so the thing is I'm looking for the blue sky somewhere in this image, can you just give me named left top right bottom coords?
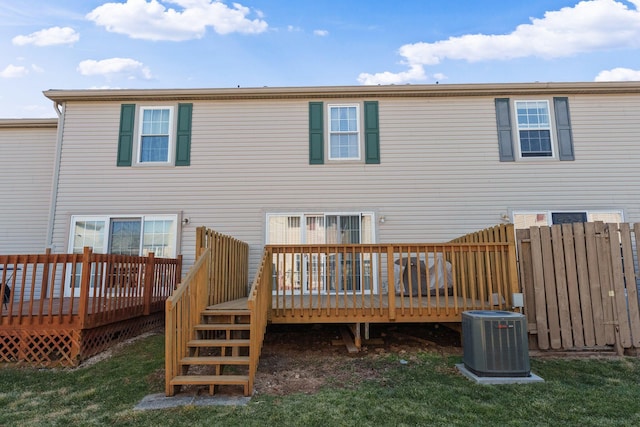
left=1, top=0, right=640, bottom=118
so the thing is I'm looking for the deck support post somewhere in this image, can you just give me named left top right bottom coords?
left=387, top=245, right=396, bottom=321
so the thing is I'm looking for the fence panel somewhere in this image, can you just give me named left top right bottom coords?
left=518, top=222, right=640, bottom=353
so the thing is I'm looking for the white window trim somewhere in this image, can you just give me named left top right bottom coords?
left=327, top=104, right=362, bottom=161
left=265, top=212, right=376, bottom=244
left=68, top=214, right=178, bottom=257
left=511, top=209, right=624, bottom=228
left=136, top=106, right=175, bottom=166
left=514, top=100, right=555, bottom=160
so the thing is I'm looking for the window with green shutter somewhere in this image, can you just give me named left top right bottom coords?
left=116, top=103, right=193, bottom=167
left=309, top=101, right=380, bottom=165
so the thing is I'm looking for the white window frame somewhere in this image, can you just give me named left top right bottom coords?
left=136, top=106, right=174, bottom=165
left=266, top=212, right=377, bottom=295
left=514, top=100, right=554, bottom=159
left=327, top=104, right=361, bottom=161
left=68, top=214, right=178, bottom=257
left=512, top=209, right=624, bottom=229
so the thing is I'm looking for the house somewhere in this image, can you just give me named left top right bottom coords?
left=27, top=81, right=638, bottom=274
left=3, top=81, right=640, bottom=392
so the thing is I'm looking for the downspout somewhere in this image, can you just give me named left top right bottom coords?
left=45, top=101, right=65, bottom=252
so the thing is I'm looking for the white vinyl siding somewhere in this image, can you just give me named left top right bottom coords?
left=49, top=91, right=640, bottom=279
left=0, top=122, right=56, bottom=254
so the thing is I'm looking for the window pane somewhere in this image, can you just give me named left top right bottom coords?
left=73, top=220, right=106, bottom=253
left=551, top=212, right=587, bottom=225
left=140, top=136, right=169, bottom=162
left=143, top=219, right=176, bottom=257
left=268, top=216, right=301, bottom=244
left=520, top=130, right=552, bottom=157
left=140, top=107, right=171, bottom=163
left=109, top=219, right=141, bottom=255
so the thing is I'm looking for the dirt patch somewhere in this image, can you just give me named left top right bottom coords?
left=254, top=323, right=462, bottom=396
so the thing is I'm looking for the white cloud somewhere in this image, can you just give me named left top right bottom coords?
left=314, top=29, right=328, bottom=37
left=358, top=64, right=427, bottom=85
left=360, top=0, right=640, bottom=85
left=86, top=0, right=268, bottom=41
left=12, top=26, right=79, bottom=46
left=77, top=58, right=153, bottom=80
left=0, top=64, right=29, bottom=78
left=594, top=67, right=640, bottom=81
left=31, top=64, right=44, bottom=73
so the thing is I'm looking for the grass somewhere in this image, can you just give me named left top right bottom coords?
left=1, top=333, right=640, bottom=426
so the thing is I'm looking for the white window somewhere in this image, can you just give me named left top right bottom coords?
left=69, top=215, right=177, bottom=257
left=512, top=210, right=623, bottom=229
left=515, top=100, right=553, bottom=158
left=266, top=212, right=375, bottom=294
left=138, top=107, right=173, bottom=164
left=328, top=105, right=360, bottom=160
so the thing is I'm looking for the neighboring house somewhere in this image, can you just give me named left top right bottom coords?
left=0, top=119, right=57, bottom=254
left=2, top=82, right=639, bottom=283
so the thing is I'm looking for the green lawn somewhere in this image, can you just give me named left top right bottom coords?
left=1, top=333, right=639, bottom=426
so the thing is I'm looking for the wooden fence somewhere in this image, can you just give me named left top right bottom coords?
left=517, top=222, right=640, bottom=354
left=196, top=227, right=250, bottom=304
left=1, top=248, right=181, bottom=365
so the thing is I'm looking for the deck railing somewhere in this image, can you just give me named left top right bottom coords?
left=1, top=247, right=181, bottom=328
left=165, top=248, right=211, bottom=395
left=196, top=227, right=250, bottom=305
left=247, top=249, right=272, bottom=392
left=263, top=224, right=519, bottom=322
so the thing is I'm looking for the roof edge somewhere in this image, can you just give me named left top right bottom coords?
left=0, top=118, right=58, bottom=129
left=43, top=81, right=640, bottom=103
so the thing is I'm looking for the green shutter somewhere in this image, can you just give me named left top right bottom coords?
left=309, top=102, right=324, bottom=164
left=175, top=103, right=193, bottom=166
left=117, top=104, right=135, bottom=166
left=495, top=98, right=515, bottom=162
left=364, top=101, right=380, bottom=164
left=553, top=97, right=575, bottom=161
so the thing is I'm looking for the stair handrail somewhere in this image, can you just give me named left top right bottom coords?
left=165, top=247, right=211, bottom=395
left=247, top=247, right=272, bottom=393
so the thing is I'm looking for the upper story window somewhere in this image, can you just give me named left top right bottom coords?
left=495, top=97, right=574, bottom=162
left=308, top=101, right=379, bottom=165
left=515, top=100, right=552, bottom=157
left=328, top=105, right=360, bottom=160
left=117, top=103, right=192, bottom=167
left=138, top=107, right=173, bottom=164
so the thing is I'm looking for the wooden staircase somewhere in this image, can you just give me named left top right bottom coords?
left=169, top=305, right=252, bottom=396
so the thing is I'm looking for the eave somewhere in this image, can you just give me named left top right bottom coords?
left=43, top=81, right=640, bottom=103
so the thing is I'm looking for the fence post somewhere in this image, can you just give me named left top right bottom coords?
left=143, top=252, right=155, bottom=316
left=506, top=224, right=521, bottom=312
left=175, top=254, right=183, bottom=289
left=78, top=246, right=92, bottom=328
left=387, top=245, right=396, bottom=321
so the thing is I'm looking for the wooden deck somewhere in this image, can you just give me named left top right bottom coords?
left=1, top=249, right=181, bottom=366
left=208, top=295, right=494, bottom=324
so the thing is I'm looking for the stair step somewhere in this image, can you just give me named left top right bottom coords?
left=195, top=323, right=250, bottom=331
left=180, top=356, right=250, bottom=366
left=170, top=374, right=249, bottom=386
left=202, top=309, right=251, bottom=316
left=187, top=339, right=250, bottom=348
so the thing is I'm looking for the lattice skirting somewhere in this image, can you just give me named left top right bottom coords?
left=0, top=313, right=164, bottom=367
left=79, top=313, right=164, bottom=362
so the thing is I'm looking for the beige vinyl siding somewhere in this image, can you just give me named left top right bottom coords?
left=50, top=92, right=640, bottom=281
left=0, top=121, right=57, bottom=254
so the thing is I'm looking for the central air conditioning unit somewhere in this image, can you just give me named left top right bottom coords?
left=462, top=310, right=530, bottom=377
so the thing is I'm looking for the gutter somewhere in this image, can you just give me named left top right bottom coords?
left=45, top=101, right=65, bottom=251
